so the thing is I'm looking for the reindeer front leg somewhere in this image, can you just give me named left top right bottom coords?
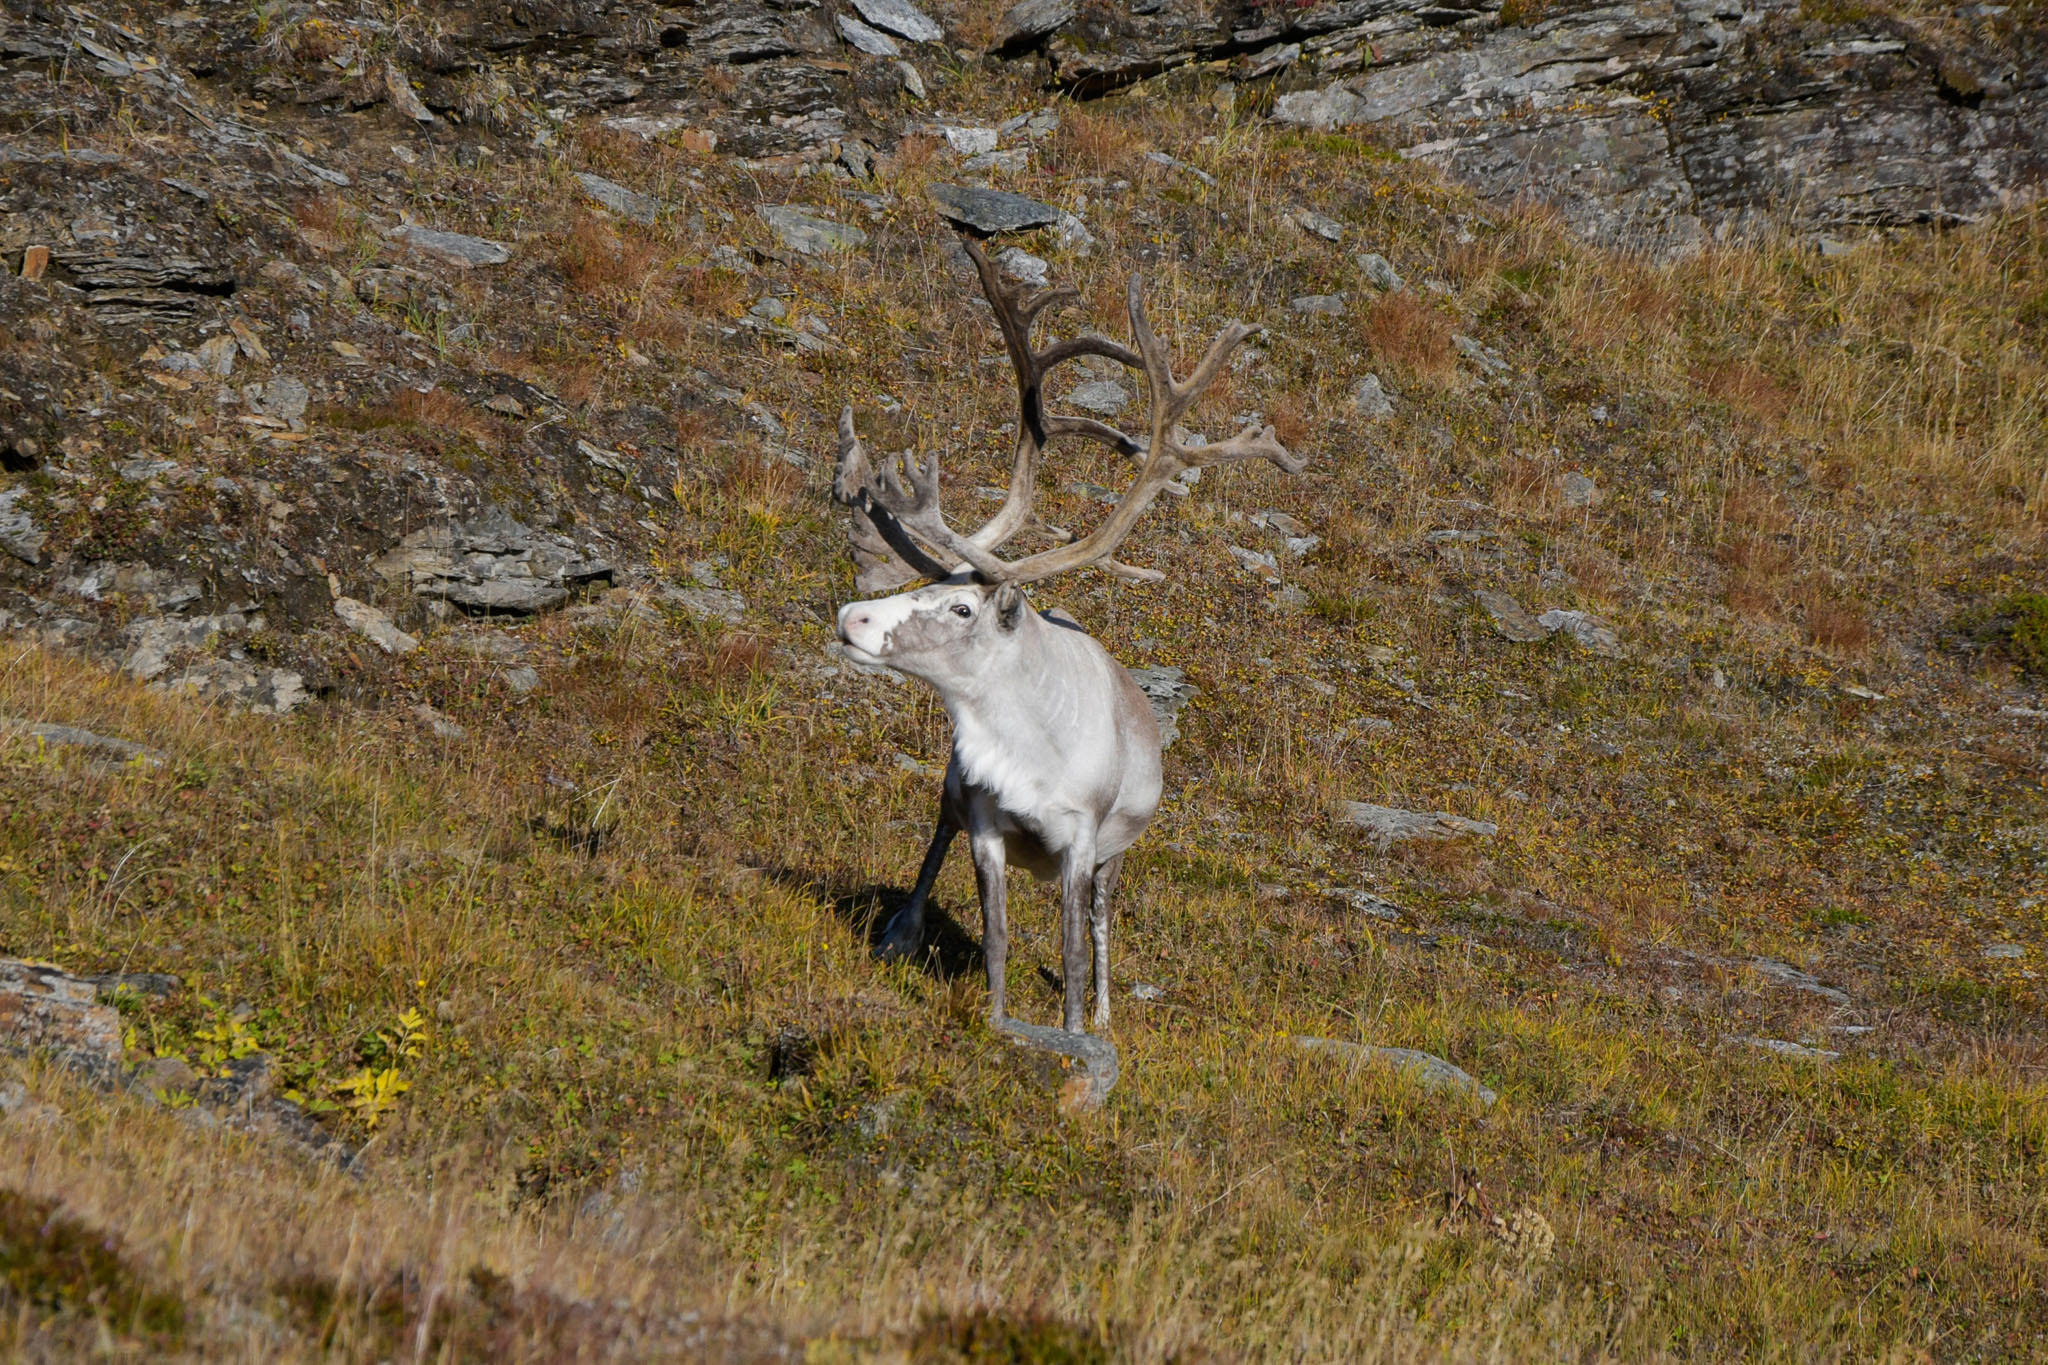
left=876, top=814, right=955, bottom=961
left=965, top=805, right=1011, bottom=1024
left=1060, top=836, right=1098, bottom=1033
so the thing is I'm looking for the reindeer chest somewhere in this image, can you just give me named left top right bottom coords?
left=948, top=703, right=1106, bottom=832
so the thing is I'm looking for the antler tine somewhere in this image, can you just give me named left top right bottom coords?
left=834, top=406, right=954, bottom=590
left=984, top=274, right=1303, bottom=587
left=957, top=236, right=1147, bottom=553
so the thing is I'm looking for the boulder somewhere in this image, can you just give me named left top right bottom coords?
left=0, top=958, right=123, bottom=1079
left=994, top=1016, right=1119, bottom=1111
left=1338, top=801, right=1497, bottom=849
left=926, top=183, right=1062, bottom=234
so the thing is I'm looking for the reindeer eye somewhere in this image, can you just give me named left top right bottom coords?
left=951, top=604, right=973, bottom=619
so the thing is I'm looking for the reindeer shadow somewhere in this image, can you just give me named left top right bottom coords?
left=760, top=866, right=984, bottom=982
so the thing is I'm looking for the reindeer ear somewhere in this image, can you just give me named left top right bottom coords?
left=994, top=582, right=1027, bottom=631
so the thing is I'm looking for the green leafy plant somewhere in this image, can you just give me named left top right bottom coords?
left=190, top=996, right=262, bottom=1077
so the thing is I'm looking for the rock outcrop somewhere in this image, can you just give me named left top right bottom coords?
left=999, top=0, right=2048, bottom=253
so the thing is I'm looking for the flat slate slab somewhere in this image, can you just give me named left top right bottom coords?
left=927, top=183, right=1061, bottom=235
left=1297, top=1036, right=1497, bottom=1106
left=757, top=204, right=869, bottom=255
left=850, top=0, right=943, bottom=42
left=389, top=223, right=512, bottom=268
left=574, top=172, right=659, bottom=226
left=1, top=715, right=164, bottom=767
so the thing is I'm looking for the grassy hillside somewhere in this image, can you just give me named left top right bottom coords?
left=4, top=42, right=2048, bottom=1362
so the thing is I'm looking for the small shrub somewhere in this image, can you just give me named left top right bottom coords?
left=1364, top=292, right=1455, bottom=381
left=1956, top=591, right=2048, bottom=677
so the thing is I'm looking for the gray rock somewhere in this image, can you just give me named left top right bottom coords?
left=757, top=205, right=868, bottom=256
left=835, top=12, right=902, bottom=55
left=993, top=1016, right=1119, bottom=1110
left=1338, top=801, right=1498, bottom=849
left=1560, top=471, right=1598, bottom=507
left=1, top=958, right=123, bottom=1079
left=155, top=661, right=310, bottom=715
left=415, top=704, right=467, bottom=741
left=122, top=614, right=246, bottom=682
left=1352, top=373, right=1395, bottom=419
left=1067, top=379, right=1129, bottom=414
left=1289, top=293, right=1345, bottom=315
left=60, top=560, right=199, bottom=611
left=1475, top=589, right=1549, bottom=644
left=1748, top=958, right=1850, bottom=1006
left=503, top=666, right=541, bottom=694
left=574, top=172, right=659, bottom=226
left=0, top=487, right=45, bottom=564
left=333, top=597, right=420, bottom=656
left=389, top=223, right=512, bottom=268
left=1273, top=86, right=1365, bottom=131
left=2, top=715, right=164, bottom=768
left=1536, top=609, right=1622, bottom=657
left=927, top=183, right=1061, bottom=234
left=851, top=0, right=943, bottom=43
left=996, top=0, right=1077, bottom=50
left=1295, top=209, right=1344, bottom=242
left=373, top=517, right=611, bottom=618
left=440, top=578, right=569, bottom=615
left=895, top=60, right=927, bottom=100
left=244, top=376, right=310, bottom=429
left=1453, top=334, right=1509, bottom=375
left=1296, top=1037, right=1497, bottom=1107
left=1252, top=1, right=2048, bottom=257
left=1321, top=887, right=1404, bottom=921
left=382, top=61, right=435, bottom=122
left=960, top=149, right=1032, bottom=176
left=1356, top=252, right=1403, bottom=292
left=941, top=125, right=1000, bottom=156
left=1983, top=943, right=2026, bottom=960
left=673, top=587, right=748, bottom=625
left=1126, top=664, right=1198, bottom=749
left=1737, top=1036, right=1840, bottom=1063
left=1229, top=545, right=1280, bottom=577
left=85, top=972, right=181, bottom=998
left=1055, top=210, right=1094, bottom=251
left=995, top=246, right=1049, bottom=285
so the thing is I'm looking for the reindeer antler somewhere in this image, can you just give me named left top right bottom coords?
left=834, top=236, right=1306, bottom=590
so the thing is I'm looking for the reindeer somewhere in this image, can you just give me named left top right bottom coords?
left=831, top=238, right=1305, bottom=1035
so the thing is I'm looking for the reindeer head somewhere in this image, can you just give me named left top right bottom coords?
left=831, top=237, right=1308, bottom=669
left=835, top=575, right=1033, bottom=690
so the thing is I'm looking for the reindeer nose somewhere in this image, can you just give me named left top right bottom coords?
left=836, top=603, right=871, bottom=644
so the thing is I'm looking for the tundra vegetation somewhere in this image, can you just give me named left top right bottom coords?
left=2, top=5, right=2047, bottom=1362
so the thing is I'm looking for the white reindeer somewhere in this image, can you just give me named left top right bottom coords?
left=832, top=238, right=1305, bottom=1035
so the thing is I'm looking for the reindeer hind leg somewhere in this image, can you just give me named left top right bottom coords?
left=1089, top=853, right=1124, bottom=1030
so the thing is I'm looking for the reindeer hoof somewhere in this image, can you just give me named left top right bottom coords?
left=872, top=911, right=923, bottom=962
